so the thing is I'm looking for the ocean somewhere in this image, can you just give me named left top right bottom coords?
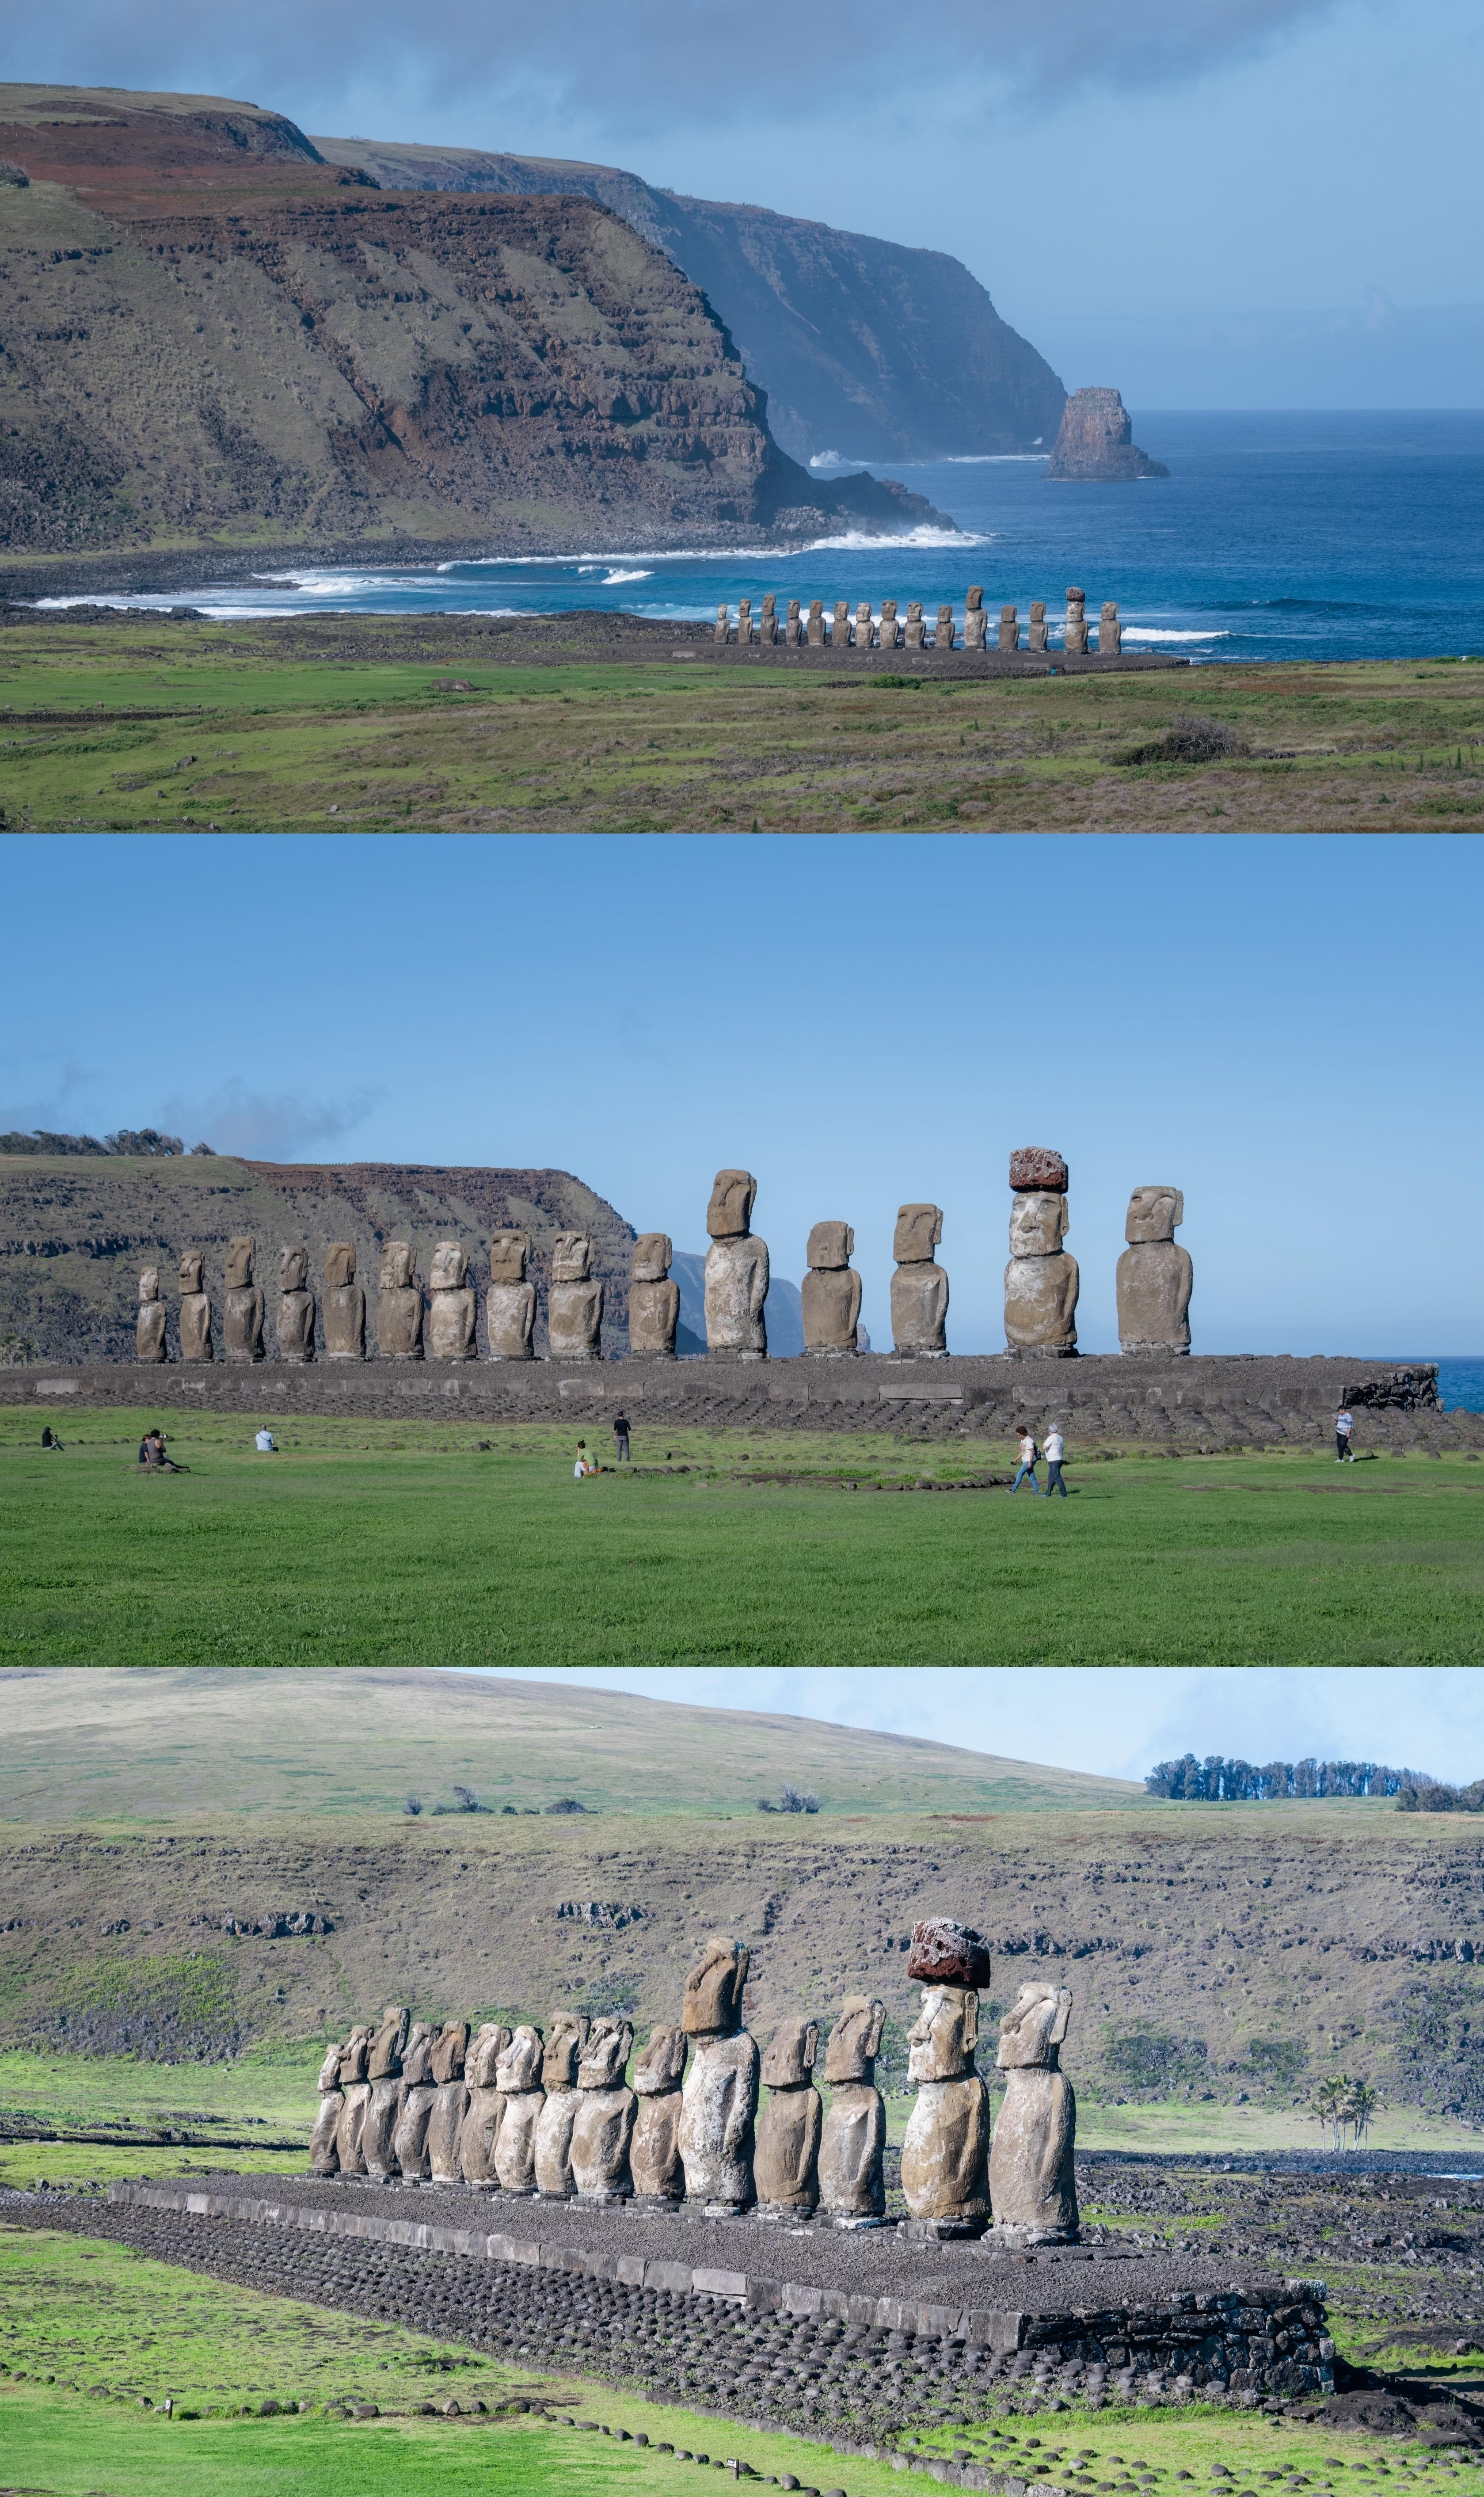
left=39, top=410, right=1484, bottom=666
left=1436, top=1358, right=1484, bottom=1414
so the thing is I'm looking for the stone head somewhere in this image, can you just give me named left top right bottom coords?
left=279, top=1244, right=308, bottom=1292
left=762, top=2015, right=818, bottom=2089
left=338, top=2023, right=374, bottom=2086
left=225, top=1237, right=255, bottom=1290
left=367, top=2003, right=410, bottom=2079
left=317, top=2040, right=343, bottom=2093
left=429, top=2019, right=470, bottom=2084
left=738, top=598, right=753, bottom=621
left=1009, top=1146, right=1069, bottom=1194
left=881, top=599, right=898, bottom=622
left=682, top=1933, right=750, bottom=2036
left=631, top=1232, right=673, bottom=1283
left=400, top=2021, right=435, bottom=2086
left=966, top=585, right=984, bottom=611
left=541, top=2013, right=590, bottom=2089
left=894, top=1203, right=943, bottom=1264
left=907, top=1917, right=993, bottom=1988
left=578, top=2016, right=634, bottom=2089
left=1102, top=602, right=1118, bottom=622
left=807, top=1220, right=853, bottom=1271
left=907, top=1984, right=978, bottom=2084
left=324, top=1241, right=356, bottom=1289
left=833, top=602, right=849, bottom=625
left=1009, top=1191, right=1069, bottom=1258
left=908, top=601, right=923, bottom=623
left=937, top=605, right=953, bottom=628
left=179, top=1251, right=204, bottom=1294
left=707, top=1170, right=757, bottom=1240
left=1001, top=605, right=1016, bottom=624
left=429, top=1241, right=467, bottom=1292
left=1030, top=602, right=1046, bottom=623
left=552, top=1233, right=592, bottom=1285
left=486, top=1230, right=529, bottom=1285
left=762, top=593, right=776, bottom=617
left=856, top=602, right=871, bottom=627
left=716, top=604, right=728, bottom=623
left=139, top=1267, right=160, bottom=1305
left=495, top=2024, right=544, bottom=2093
left=467, top=2021, right=512, bottom=2088
left=997, top=1981, right=1073, bottom=2070
left=1126, top=1186, right=1183, bottom=1245
left=809, top=601, right=823, bottom=622
left=634, top=2025, right=687, bottom=2094
left=380, top=1241, right=415, bottom=1292
left=788, top=600, right=802, bottom=622
left=823, top=1995, right=886, bottom=2084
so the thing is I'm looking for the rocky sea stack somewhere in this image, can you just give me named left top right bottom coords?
left=1043, top=386, right=1170, bottom=481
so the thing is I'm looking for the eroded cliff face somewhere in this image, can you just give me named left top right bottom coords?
left=1043, top=387, right=1170, bottom=482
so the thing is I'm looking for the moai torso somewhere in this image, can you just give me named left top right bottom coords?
left=988, top=1982, right=1079, bottom=2241
left=900, top=1921, right=993, bottom=2234
left=222, top=1237, right=264, bottom=1363
left=999, top=605, right=1019, bottom=651
left=807, top=601, right=826, bottom=647
left=426, top=2021, right=471, bottom=2184
left=276, top=1245, right=316, bottom=1363
left=1116, top=1186, right=1191, bottom=1352
left=890, top=1203, right=948, bottom=1355
left=533, top=2015, right=591, bottom=2195
left=802, top=1219, right=860, bottom=1355
left=311, top=2036, right=347, bottom=2173
left=936, top=605, right=955, bottom=650
left=136, top=1268, right=167, bottom=1363
left=426, top=1241, right=476, bottom=1361
left=178, top=1252, right=213, bottom=1362
left=322, top=1243, right=365, bottom=1360
left=547, top=1233, right=603, bottom=1362
left=629, top=1233, right=679, bottom=1358
left=1028, top=601, right=1048, bottom=653
left=377, top=1242, right=423, bottom=1359
left=677, top=1934, right=758, bottom=2208
left=486, top=1232, right=537, bottom=1360
left=1064, top=589, right=1088, bottom=653
left=818, top=1996, right=887, bottom=2222
left=1004, top=1151, right=1078, bottom=1353
left=570, top=2017, right=637, bottom=2201
left=759, top=594, right=778, bottom=647
left=1100, top=601, right=1121, bottom=655
left=755, top=2016, right=822, bottom=2212
left=879, top=599, right=901, bottom=651
left=457, top=2021, right=513, bottom=2185
left=704, top=1169, right=768, bottom=1359
left=832, top=601, right=850, bottom=647
left=493, top=2026, right=545, bottom=2193
left=392, top=2023, right=438, bottom=2179
left=904, top=601, right=926, bottom=650
left=963, top=586, right=988, bottom=650
left=630, top=2023, right=687, bottom=2201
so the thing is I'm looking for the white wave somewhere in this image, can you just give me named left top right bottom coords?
left=1119, top=626, right=1231, bottom=643
left=794, top=525, right=990, bottom=552
left=603, top=567, right=653, bottom=585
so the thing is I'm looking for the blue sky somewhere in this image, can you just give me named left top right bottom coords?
left=6, top=829, right=1480, bottom=1356
left=17, top=0, right=1483, bottom=404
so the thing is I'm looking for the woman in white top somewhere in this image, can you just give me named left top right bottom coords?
left=1009, top=1431, right=1040, bottom=1495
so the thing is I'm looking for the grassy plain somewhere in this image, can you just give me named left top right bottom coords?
left=1, top=1411, right=1480, bottom=1667
left=2, top=617, right=1481, bottom=833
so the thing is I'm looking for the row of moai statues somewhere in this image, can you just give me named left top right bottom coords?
left=712, top=587, right=1121, bottom=655
left=310, top=1921, right=1077, bottom=2244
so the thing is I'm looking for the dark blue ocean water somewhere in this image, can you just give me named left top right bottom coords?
left=40, top=410, right=1484, bottom=665
left=1436, top=1358, right=1484, bottom=1413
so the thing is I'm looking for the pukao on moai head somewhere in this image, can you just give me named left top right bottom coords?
left=333, top=2022, right=376, bottom=2175
left=425, top=2018, right=471, bottom=2186
left=276, top=1243, right=316, bottom=1364
left=630, top=2024, right=688, bottom=2204
left=1117, top=1186, right=1191, bottom=1355
left=376, top=1241, right=422, bottom=1360
left=546, top=1232, right=603, bottom=1363
left=322, top=1242, right=365, bottom=1361
left=534, top=2011, right=591, bottom=2195
left=629, top=1232, right=679, bottom=1359
left=1005, top=1147, right=1078, bottom=1357
left=803, top=1220, right=861, bottom=1356
left=704, top=1169, right=769, bottom=1360
left=362, top=2003, right=411, bottom=2180
left=891, top=1203, right=948, bottom=1357
left=427, top=1240, right=476, bottom=1362
left=136, top=1267, right=167, bottom=1363
left=818, top=1995, right=887, bottom=2226
left=755, top=2015, right=822, bottom=2216
left=1064, top=586, right=1088, bottom=654
left=178, top=1251, right=213, bottom=1363
left=571, top=2016, right=638, bottom=2202
left=678, top=1934, right=759, bottom=2211
left=392, top=2020, right=438, bottom=2181
left=493, top=2022, right=545, bottom=2194
left=900, top=1918, right=992, bottom=2237
left=457, top=2020, right=514, bottom=2187
left=486, top=1230, right=536, bottom=1361
left=963, top=584, right=988, bottom=650
left=988, top=1981, right=1079, bottom=2243
left=311, top=2033, right=347, bottom=2173
left=936, top=604, right=955, bottom=650
left=222, top=1237, right=264, bottom=1363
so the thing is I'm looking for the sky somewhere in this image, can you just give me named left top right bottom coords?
left=13, top=0, right=1483, bottom=405
left=6, top=829, right=1481, bottom=1357
left=467, top=1666, right=1484, bottom=1787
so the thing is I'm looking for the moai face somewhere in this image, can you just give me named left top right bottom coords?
left=429, top=1241, right=467, bottom=1291
left=634, top=2025, right=688, bottom=2094
left=551, top=1233, right=592, bottom=1284
left=496, top=2025, right=544, bottom=2093
left=317, top=2040, right=343, bottom=2094
left=761, top=593, right=776, bottom=618
left=279, top=1244, right=308, bottom=1291
left=324, top=1242, right=356, bottom=1289
left=139, top=1267, right=160, bottom=1305
left=381, top=1241, right=416, bottom=1291
left=1009, top=1192, right=1069, bottom=1257
left=1102, top=602, right=1118, bottom=624
left=823, top=1995, right=886, bottom=2084
left=966, top=585, right=984, bottom=612
left=908, top=602, right=923, bottom=624
left=338, top=2024, right=374, bottom=2086
left=788, top=600, right=801, bottom=624
left=225, top=1237, right=255, bottom=1289
left=807, top=1220, right=853, bottom=1270
left=907, top=1985, right=978, bottom=2083
left=855, top=602, right=872, bottom=632
left=997, top=1982, right=1073, bottom=2069
left=368, top=2004, right=410, bottom=2079
left=681, top=1933, right=750, bottom=2036
left=707, top=1169, right=757, bottom=1239
left=762, top=2016, right=818, bottom=2089
left=833, top=602, right=849, bottom=631
left=1030, top=601, right=1046, bottom=625
left=400, top=2021, right=435, bottom=2086
left=430, top=2020, right=469, bottom=2083
left=809, top=601, right=823, bottom=624
left=179, top=1252, right=204, bottom=1293
left=631, top=1232, right=672, bottom=1283
left=541, top=2014, right=590, bottom=2090
left=894, top=1203, right=943, bottom=1264
left=487, top=1230, right=529, bottom=1284
left=1126, top=1186, right=1183, bottom=1245
left=468, top=2022, right=513, bottom=2088
left=579, top=2017, right=634, bottom=2089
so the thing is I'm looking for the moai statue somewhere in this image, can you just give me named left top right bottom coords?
left=784, top=598, right=804, bottom=647
left=222, top=1237, right=264, bottom=1363
left=136, top=1268, right=167, bottom=1363
left=759, top=592, right=778, bottom=647
left=737, top=597, right=754, bottom=646
left=890, top=1203, right=948, bottom=1357
left=392, top=2021, right=438, bottom=2181
left=547, top=1233, right=603, bottom=1363
left=492, top=2025, right=545, bottom=2194
left=425, top=2020, right=471, bottom=2185
left=802, top=1220, right=861, bottom=1356
left=457, top=2021, right=514, bottom=2187
left=936, top=604, right=955, bottom=650
left=1117, top=1187, right=1192, bottom=1355
left=333, top=2023, right=375, bottom=2175
left=714, top=603, right=730, bottom=644
left=276, top=1245, right=316, bottom=1363
left=533, top=2012, right=592, bottom=2196
left=678, top=1934, right=758, bottom=2211
left=963, top=586, right=989, bottom=651
left=570, top=2017, right=638, bottom=2201
left=377, top=1242, right=423, bottom=1360
left=807, top=599, right=826, bottom=647
left=854, top=601, right=875, bottom=650
left=1005, top=1147, right=1079, bottom=1356
left=323, top=1243, right=365, bottom=1361
left=900, top=1919, right=993, bottom=2238
left=631, top=2025, right=688, bottom=2204
left=879, top=598, right=901, bottom=651
left=999, top=604, right=1019, bottom=651
left=704, top=1169, right=768, bottom=1360
left=904, top=601, right=927, bottom=650
left=484, top=1231, right=536, bottom=1361
left=818, top=1996, right=887, bottom=2227
left=311, top=2036, right=346, bottom=2174
left=179, top=1252, right=213, bottom=1363
left=426, top=1241, right=476, bottom=1361
left=832, top=601, right=851, bottom=647
left=1028, top=601, right=1048, bottom=653
left=1064, top=588, right=1088, bottom=654
left=755, top=2016, right=822, bottom=2216
left=1100, top=601, right=1121, bottom=656
left=988, top=1982, right=1079, bottom=2243
left=362, top=2003, right=411, bottom=2181
left=629, top=1232, right=679, bottom=1359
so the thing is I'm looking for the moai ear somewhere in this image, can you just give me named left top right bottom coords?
left=864, top=1998, right=887, bottom=2057
left=1048, top=1990, right=1073, bottom=2046
left=962, top=1992, right=979, bottom=2052
left=803, top=2021, right=818, bottom=2072
left=736, top=1945, right=751, bottom=1997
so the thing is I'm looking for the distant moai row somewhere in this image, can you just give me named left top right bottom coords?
left=712, top=586, right=1122, bottom=655
left=310, top=1918, right=1079, bottom=2245
left=136, top=1160, right=1191, bottom=1363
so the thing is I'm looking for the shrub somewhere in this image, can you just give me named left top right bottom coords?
left=546, top=1797, right=587, bottom=1814
left=1102, top=2023, right=1209, bottom=2096
left=1115, top=716, right=1246, bottom=767
left=0, top=160, right=30, bottom=188
left=403, top=1796, right=422, bottom=1816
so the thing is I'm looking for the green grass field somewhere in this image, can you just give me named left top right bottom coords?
left=1, top=1410, right=1480, bottom=1666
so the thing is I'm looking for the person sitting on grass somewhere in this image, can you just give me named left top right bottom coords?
left=143, top=1427, right=184, bottom=1473
left=573, top=1439, right=595, bottom=1479
left=1008, top=1427, right=1040, bottom=1495
left=1042, top=1424, right=1068, bottom=1499
left=40, top=1424, right=64, bottom=1450
left=254, top=1426, right=278, bottom=1454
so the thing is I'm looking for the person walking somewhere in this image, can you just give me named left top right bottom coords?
left=1335, top=1407, right=1355, bottom=1462
left=1008, top=1427, right=1040, bottom=1495
left=613, top=1412, right=631, bottom=1464
left=1043, top=1425, right=1068, bottom=1498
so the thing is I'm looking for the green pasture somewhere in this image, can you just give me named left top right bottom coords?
left=1, top=1409, right=1480, bottom=1666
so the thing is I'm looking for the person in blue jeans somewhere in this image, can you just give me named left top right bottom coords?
left=1009, top=1428, right=1040, bottom=1494
left=1043, top=1425, right=1068, bottom=1497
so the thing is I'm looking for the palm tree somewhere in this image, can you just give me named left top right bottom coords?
left=1313, top=2076, right=1344, bottom=2147
left=1343, top=2078, right=1381, bottom=2149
